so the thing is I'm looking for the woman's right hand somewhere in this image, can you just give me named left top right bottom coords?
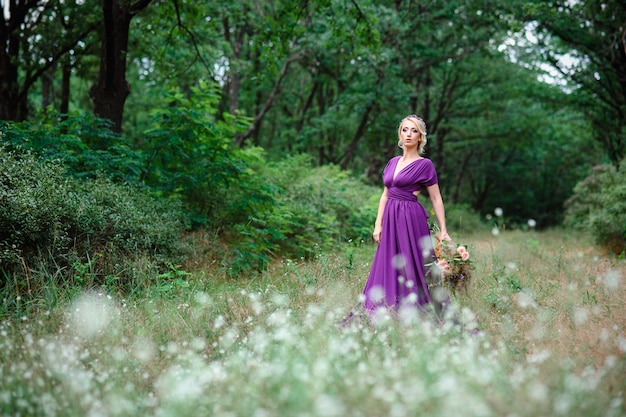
left=373, top=226, right=382, bottom=244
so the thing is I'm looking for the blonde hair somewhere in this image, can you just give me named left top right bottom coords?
left=397, top=114, right=427, bottom=155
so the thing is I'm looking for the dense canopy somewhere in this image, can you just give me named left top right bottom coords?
left=1, top=0, right=624, bottom=228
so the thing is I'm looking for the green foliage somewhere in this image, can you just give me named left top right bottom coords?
left=436, top=204, right=487, bottom=235
left=433, top=52, right=598, bottom=228
left=0, top=114, right=142, bottom=182
left=0, top=148, right=74, bottom=265
left=149, top=262, right=193, bottom=298
left=3, top=84, right=276, bottom=235
left=139, top=83, right=269, bottom=228
left=262, top=155, right=378, bottom=244
left=564, top=163, right=626, bottom=254
left=483, top=263, right=525, bottom=314
left=70, top=177, right=185, bottom=257
left=521, top=0, right=626, bottom=165
left=228, top=154, right=379, bottom=275
left=0, top=145, right=185, bottom=292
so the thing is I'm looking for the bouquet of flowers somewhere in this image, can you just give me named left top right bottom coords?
left=431, top=237, right=473, bottom=294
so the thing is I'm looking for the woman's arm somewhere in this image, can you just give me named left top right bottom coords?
left=426, top=183, right=451, bottom=241
left=372, top=187, right=388, bottom=244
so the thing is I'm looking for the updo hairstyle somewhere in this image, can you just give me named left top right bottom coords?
left=397, top=114, right=427, bottom=155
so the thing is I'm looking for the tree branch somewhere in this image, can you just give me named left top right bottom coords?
left=129, top=0, right=154, bottom=14
left=235, top=51, right=306, bottom=146
left=169, top=0, right=213, bottom=77
left=18, top=22, right=98, bottom=102
left=5, top=0, right=45, bottom=33
left=340, top=101, right=376, bottom=170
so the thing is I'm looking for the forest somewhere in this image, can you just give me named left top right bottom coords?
left=1, top=1, right=626, bottom=416
left=1, top=0, right=625, bottom=290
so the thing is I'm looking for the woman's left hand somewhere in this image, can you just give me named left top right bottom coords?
left=439, top=231, right=452, bottom=242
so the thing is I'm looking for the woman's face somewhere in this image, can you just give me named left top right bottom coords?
left=399, top=120, right=421, bottom=149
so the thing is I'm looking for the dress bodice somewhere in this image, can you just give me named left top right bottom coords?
left=383, top=156, right=438, bottom=201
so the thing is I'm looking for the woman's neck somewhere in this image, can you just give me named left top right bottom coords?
left=402, top=148, right=420, bottom=160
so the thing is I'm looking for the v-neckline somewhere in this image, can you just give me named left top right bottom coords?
left=393, top=156, right=423, bottom=181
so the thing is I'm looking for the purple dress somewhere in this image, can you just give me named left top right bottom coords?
left=362, top=156, right=438, bottom=314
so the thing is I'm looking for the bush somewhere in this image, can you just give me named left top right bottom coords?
left=227, top=154, right=379, bottom=274
left=262, top=155, right=379, bottom=244
left=139, top=83, right=262, bottom=229
left=0, top=148, right=74, bottom=265
left=435, top=203, right=487, bottom=235
left=69, top=178, right=186, bottom=257
left=564, top=163, right=626, bottom=254
left=0, top=146, right=186, bottom=290
left=0, top=85, right=261, bottom=232
left=0, top=115, right=142, bottom=183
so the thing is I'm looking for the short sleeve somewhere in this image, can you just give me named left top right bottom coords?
left=421, top=159, right=438, bottom=187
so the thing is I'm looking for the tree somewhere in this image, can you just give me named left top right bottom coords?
left=0, top=0, right=97, bottom=121
left=238, top=0, right=515, bottom=172
left=89, top=0, right=154, bottom=133
left=438, top=52, right=599, bottom=226
left=520, top=0, right=626, bottom=165
left=217, top=0, right=379, bottom=148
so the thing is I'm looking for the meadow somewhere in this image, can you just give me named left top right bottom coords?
left=1, top=228, right=624, bottom=416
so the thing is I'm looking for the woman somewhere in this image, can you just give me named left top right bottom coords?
left=361, top=114, right=450, bottom=318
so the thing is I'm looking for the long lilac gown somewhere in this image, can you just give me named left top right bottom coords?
left=362, top=156, right=438, bottom=315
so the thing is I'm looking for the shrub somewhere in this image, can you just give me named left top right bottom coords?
left=261, top=155, right=378, bottom=244
left=227, top=154, right=379, bottom=274
left=0, top=145, right=186, bottom=291
left=564, top=163, right=626, bottom=254
left=68, top=178, right=186, bottom=257
left=0, top=115, right=142, bottom=183
left=436, top=203, right=486, bottom=235
left=0, top=85, right=262, bottom=232
left=139, top=83, right=263, bottom=229
left=0, top=148, right=74, bottom=266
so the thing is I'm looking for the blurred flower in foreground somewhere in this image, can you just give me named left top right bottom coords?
left=68, top=292, right=118, bottom=338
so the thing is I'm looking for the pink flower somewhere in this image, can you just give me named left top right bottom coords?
left=436, top=259, right=451, bottom=272
left=457, top=246, right=470, bottom=261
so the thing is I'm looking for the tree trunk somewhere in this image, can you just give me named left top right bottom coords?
left=341, top=102, right=376, bottom=170
left=60, top=61, right=71, bottom=116
left=451, top=150, right=474, bottom=204
left=223, top=15, right=247, bottom=115
left=234, top=52, right=304, bottom=147
left=42, top=67, right=55, bottom=110
left=0, top=26, right=26, bottom=121
left=90, top=0, right=153, bottom=133
left=60, top=60, right=72, bottom=132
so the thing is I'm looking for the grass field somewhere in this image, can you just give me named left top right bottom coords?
left=1, top=229, right=624, bottom=416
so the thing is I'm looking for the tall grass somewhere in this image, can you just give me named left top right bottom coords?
left=1, top=229, right=624, bottom=416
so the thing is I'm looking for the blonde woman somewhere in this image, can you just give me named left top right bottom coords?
left=361, top=114, right=450, bottom=317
